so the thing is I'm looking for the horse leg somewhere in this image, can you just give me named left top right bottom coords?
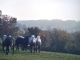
left=30, top=45, right=32, bottom=53
left=23, top=44, right=27, bottom=51
left=2, top=45, right=5, bottom=53
left=23, top=45, right=25, bottom=51
left=12, top=45, right=14, bottom=55
left=16, top=45, right=18, bottom=50
left=6, top=46, right=9, bottom=55
left=16, top=45, right=19, bottom=50
left=36, top=46, right=38, bottom=53
left=38, top=45, right=41, bottom=53
left=23, top=45, right=26, bottom=51
left=34, top=44, right=37, bottom=53
left=33, top=46, right=35, bottom=53
left=25, top=45, right=26, bottom=51
left=8, top=46, right=9, bottom=53
left=24, top=45, right=28, bottom=51
left=21, top=45, right=24, bottom=51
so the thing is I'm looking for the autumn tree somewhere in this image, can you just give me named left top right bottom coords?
left=72, top=31, right=80, bottom=54
left=0, top=12, right=19, bottom=38
left=38, top=30, right=47, bottom=50
left=43, top=28, right=73, bottom=52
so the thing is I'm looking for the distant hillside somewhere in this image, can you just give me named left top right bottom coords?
left=17, top=19, right=80, bottom=32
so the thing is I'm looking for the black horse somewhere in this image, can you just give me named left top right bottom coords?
left=15, top=36, right=29, bottom=51
left=2, top=35, right=14, bottom=55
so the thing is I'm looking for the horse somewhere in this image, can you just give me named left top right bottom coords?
left=29, top=35, right=37, bottom=53
left=15, top=36, right=29, bottom=51
left=36, top=36, right=42, bottom=53
left=2, top=35, right=14, bottom=55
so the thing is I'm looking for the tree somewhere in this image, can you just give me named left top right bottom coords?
left=46, top=28, right=73, bottom=52
left=27, top=27, right=41, bottom=36
left=38, top=30, right=47, bottom=50
left=0, top=14, right=19, bottom=38
left=74, top=31, right=80, bottom=54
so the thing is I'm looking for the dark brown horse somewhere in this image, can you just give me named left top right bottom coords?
left=15, top=36, right=29, bottom=51
left=2, top=35, right=14, bottom=55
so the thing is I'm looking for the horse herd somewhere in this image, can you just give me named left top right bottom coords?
left=1, top=35, right=42, bottom=55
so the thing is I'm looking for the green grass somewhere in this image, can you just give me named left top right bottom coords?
left=0, top=49, right=80, bottom=60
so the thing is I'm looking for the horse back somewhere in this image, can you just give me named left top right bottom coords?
left=3, top=37, right=11, bottom=46
left=36, top=38, right=42, bottom=46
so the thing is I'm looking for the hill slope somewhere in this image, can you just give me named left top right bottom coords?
left=17, top=20, right=80, bottom=32
left=0, top=50, right=80, bottom=60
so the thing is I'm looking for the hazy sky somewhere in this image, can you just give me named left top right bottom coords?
left=0, top=0, right=80, bottom=21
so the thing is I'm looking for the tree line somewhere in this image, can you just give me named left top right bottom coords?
left=19, top=27, right=80, bottom=55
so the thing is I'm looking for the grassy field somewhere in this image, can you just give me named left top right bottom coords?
left=0, top=38, right=80, bottom=60
left=0, top=48, right=80, bottom=60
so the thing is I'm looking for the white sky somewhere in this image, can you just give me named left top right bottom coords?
left=0, top=0, right=80, bottom=21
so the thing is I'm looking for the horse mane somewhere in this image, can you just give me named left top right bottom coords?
left=37, top=36, right=40, bottom=39
left=18, top=36, right=24, bottom=38
left=3, top=35, right=7, bottom=41
left=29, top=35, right=36, bottom=43
left=36, top=36, right=41, bottom=43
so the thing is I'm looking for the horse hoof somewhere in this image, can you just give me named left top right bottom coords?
left=4, top=51, right=5, bottom=53
left=12, top=53, right=14, bottom=55
left=5, top=53, right=8, bottom=55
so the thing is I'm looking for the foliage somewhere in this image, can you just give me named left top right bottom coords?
left=0, top=17, right=19, bottom=38
left=27, top=27, right=41, bottom=36
left=38, top=28, right=80, bottom=55
left=39, top=31, right=48, bottom=50
left=0, top=38, right=2, bottom=50
left=0, top=37, right=1, bottom=44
